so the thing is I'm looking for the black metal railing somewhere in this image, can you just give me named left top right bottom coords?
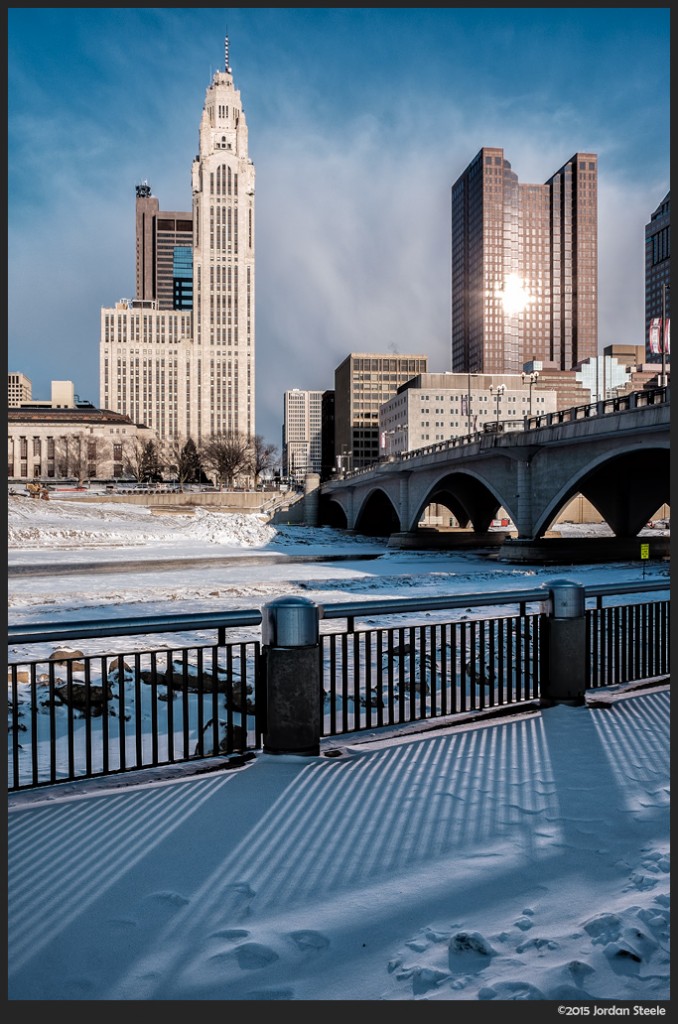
left=8, top=637, right=262, bottom=791
left=7, top=580, right=669, bottom=790
left=321, top=611, right=542, bottom=737
left=587, top=598, right=670, bottom=688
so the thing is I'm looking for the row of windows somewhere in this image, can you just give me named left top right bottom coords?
left=649, top=227, right=671, bottom=266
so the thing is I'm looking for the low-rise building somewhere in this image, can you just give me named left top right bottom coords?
left=576, top=345, right=667, bottom=400
left=8, top=381, right=156, bottom=482
left=379, top=372, right=559, bottom=455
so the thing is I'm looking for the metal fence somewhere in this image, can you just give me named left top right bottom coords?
left=586, top=597, right=670, bottom=688
left=321, top=612, right=542, bottom=736
left=8, top=640, right=262, bottom=791
left=7, top=581, right=670, bottom=791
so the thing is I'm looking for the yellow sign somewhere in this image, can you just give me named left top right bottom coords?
left=640, top=543, right=650, bottom=560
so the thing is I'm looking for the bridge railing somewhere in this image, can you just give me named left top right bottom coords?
left=524, top=384, right=669, bottom=431
left=7, top=580, right=669, bottom=791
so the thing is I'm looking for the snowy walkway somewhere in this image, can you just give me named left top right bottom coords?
left=8, top=688, right=670, bottom=1002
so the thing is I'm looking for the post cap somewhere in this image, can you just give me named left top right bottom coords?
left=262, top=596, right=320, bottom=647
left=545, top=579, right=585, bottom=618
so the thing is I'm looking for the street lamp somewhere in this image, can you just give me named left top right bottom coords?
left=465, top=372, right=479, bottom=436
left=336, top=446, right=353, bottom=476
left=521, top=370, right=539, bottom=416
left=661, top=283, right=670, bottom=387
left=488, top=383, right=506, bottom=424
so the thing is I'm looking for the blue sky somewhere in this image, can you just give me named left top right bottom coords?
left=8, top=7, right=670, bottom=445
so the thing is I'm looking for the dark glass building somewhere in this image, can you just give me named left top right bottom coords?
left=451, top=148, right=598, bottom=374
left=644, top=192, right=670, bottom=366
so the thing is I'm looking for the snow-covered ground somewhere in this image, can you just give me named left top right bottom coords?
left=7, top=496, right=671, bottom=1002
left=7, top=493, right=669, bottom=627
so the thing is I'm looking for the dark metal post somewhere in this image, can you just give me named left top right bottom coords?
left=661, top=283, right=669, bottom=387
left=541, top=580, right=586, bottom=706
left=262, top=596, right=321, bottom=755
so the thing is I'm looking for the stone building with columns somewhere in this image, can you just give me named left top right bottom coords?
left=8, top=406, right=155, bottom=483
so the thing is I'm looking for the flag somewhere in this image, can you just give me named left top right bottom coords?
left=649, top=318, right=661, bottom=354
left=663, top=317, right=670, bottom=355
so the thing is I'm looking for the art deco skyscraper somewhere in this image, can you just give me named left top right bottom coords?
left=451, top=147, right=598, bottom=374
left=191, top=37, right=255, bottom=438
left=100, top=38, right=255, bottom=443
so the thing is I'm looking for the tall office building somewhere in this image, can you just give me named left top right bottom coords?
left=282, top=389, right=325, bottom=484
left=334, top=353, right=428, bottom=470
left=134, top=183, right=193, bottom=310
left=101, top=37, right=255, bottom=444
left=451, top=147, right=598, bottom=375
left=644, top=191, right=670, bottom=366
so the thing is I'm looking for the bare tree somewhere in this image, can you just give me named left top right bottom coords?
left=124, top=437, right=164, bottom=483
left=251, top=434, right=279, bottom=487
left=55, top=434, right=88, bottom=484
left=163, top=436, right=204, bottom=489
left=201, top=431, right=252, bottom=489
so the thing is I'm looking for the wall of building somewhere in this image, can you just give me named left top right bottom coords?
left=282, top=389, right=324, bottom=483
left=8, top=373, right=32, bottom=406
left=644, top=191, right=670, bottom=364
left=8, top=413, right=154, bottom=482
left=101, top=47, right=256, bottom=446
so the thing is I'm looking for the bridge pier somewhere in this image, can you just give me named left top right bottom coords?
left=398, top=474, right=410, bottom=532
left=387, top=530, right=508, bottom=550
left=499, top=535, right=670, bottom=564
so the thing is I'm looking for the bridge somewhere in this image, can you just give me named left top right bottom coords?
left=318, top=388, right=670, bottom=556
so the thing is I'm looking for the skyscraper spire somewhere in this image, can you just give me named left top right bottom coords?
left=225, top=35, right=230, bottom=73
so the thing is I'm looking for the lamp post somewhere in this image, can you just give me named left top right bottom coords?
left=661, top=283, right=670, bottom=387
left=488, top=383, right=506, bottom=424
left=465, top=372, right=478, bottom=436
left=466, top=371, right=472, bottom=436
left=521, top=370, right=539, bottom=416
left=336, top=446, right=353, bottom=476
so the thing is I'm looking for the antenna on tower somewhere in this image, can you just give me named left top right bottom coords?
left=225, top=34, right=231, bottom=73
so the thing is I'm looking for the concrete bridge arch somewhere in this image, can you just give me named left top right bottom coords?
left=406, top=468, right=515, bottom=534
left=353, top=487, right=401, bottom=536
left=531, top=442, right=670, bottom=538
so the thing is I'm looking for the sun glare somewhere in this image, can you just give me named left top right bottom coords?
left=495, top=273, right=535, bottom=316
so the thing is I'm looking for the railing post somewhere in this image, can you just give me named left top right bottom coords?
left=541, top=580, right=586, bottom=706
left=262, top=596, right=321, bottom=755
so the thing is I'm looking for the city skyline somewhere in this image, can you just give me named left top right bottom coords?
left=8, top=8, right=670, bottom=444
